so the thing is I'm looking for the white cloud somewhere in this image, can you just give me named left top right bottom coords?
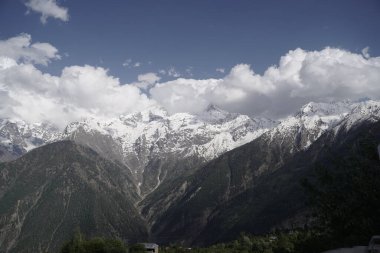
left=0, top=33, right=60, bottom=65
left=0, top=34, right=155, bottom=128
left=132, top=72, right=161, bottom=90
left=362, top=47, right=370, bottom=59
left=158, top=67, right=182, bottom=77
left=216, top=68, right=225, bottom=73
left=150, top=47, right=380, bottom=118
left=122, top=59, right=142, bottom=68
left=0, top=60, right=155, bottom=127
left=167, top=67, right=181, bottom=78
left=25, top=0, right=69, bottom=24
left=138, top=72, right=160, bottom=84
left=150, top=78, right=219, bottom=114
left=0, top=35, right=155, bottom=127
left=122, top=59, right=132, bottom=67
left=1, top=34, right=380, bottom=127
left=0, top=61, right=155, bottom=127
left=185, top=66, right=193, bottom=76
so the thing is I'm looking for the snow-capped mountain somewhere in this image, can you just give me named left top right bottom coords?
left=1, top=100, right=380, bottom=195
left=0, top=119, right=62, bottom=161
left=266, top=100, right=357, bottom=153
left=0, top=105, right=277, bottom=193
left=63, top=105, right=277, bottom=195
left=334, top=100, right=380, bottom=132
left=267, top=100, right=380, bottom=152
left=1, top=100, right=379, bottom=252
left=63, top=105, right=276, bottom=161
left=140, top=101, right=380, bottom=247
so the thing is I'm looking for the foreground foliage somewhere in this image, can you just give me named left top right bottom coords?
left=303, top=131, right=380, bottom=249
left=61, top=125, right=380, bottom=253
left=61, top=230, right=325, bottom=253
left=160, top=230, right=326, bottom=253
left=60, top=230, right=127, bottom=253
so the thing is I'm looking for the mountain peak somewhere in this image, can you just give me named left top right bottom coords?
left=118, top=105, right=168, bottom=123
left=138, top=105, right=169, bottom=122
left=205, top=104, right=224, bottom=112
left=140, top=104, right=168, bottom=116
left=196, top=104, right=234, bottom=123
left=296, top=101, right=353, bottom=118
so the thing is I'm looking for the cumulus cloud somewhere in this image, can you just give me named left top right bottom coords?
left=150, top=47, right=380, bottom=118
left=25, top=0, right=69, bottom=24
left=138, top=72, right=160, bottom=84
left=132, top=72, right=161, bottom=90
left=150, top=78, right=220, bottom=114
left=1, top=33, right=380, bottom=127
left=0, top=35, right=155, bottom=127
left=0, top=33, right=60, bottom=65
left=0, top=61, right=155, bottom=127
left=362, top=47, right=370, bottom=59
left=0, top=60, right=155, bottom=127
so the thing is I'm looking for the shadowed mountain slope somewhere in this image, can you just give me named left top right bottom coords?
left=145, top=116, right=380, bottom=246
left=0, top=141, right=148, bottom=253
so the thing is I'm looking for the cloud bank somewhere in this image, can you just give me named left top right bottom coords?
left=25, top=0, right=69, bottom=24
left=150, top=47, right=380, bottom=118
left=1, top=34, right=380, bottom=128
left=0, top=33, right=60, bottom=65
left=0, top=35, right=154, bottom=128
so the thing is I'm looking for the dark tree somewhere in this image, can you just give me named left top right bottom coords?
left=303, top=135, right=380, bottom=248
left=60, top=230, right=127, bottom=253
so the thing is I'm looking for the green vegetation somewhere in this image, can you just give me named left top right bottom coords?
left=61, top=230, right=324, bottom=253
left=61, top=128, right=380, bottom=253
left=159, top=230, right=325, bottom=253
left=302, top=134, right=380, bottom=249
left=60, top=229, right=149, bottom=253
left=60, top=230, right=127, bottom=253
left=128, top=243, right=146, bottom=253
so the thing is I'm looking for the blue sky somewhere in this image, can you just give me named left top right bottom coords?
left=0, top=0, right=379, bottom=83
left=1, top=0, right=380, bottom=126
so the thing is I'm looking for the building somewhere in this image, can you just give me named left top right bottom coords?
left=142, top=243, right=159, bottom=253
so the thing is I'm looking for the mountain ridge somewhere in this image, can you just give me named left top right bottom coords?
left=142, top=100, right=380, bottom=245
left=0, top=140, right=148, bottom=253
left=0, top=100, right=380, bottom=251
left=1, top=104, right=277, bottom=196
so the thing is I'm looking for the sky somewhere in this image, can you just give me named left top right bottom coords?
left=0, top=0, right=379, bottom=127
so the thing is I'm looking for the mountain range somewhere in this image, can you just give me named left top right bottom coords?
left=0, top=99, right=379, bottom=252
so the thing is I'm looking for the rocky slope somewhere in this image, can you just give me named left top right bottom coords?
left=140, top=100, right=380, bottom=245
left=0, top=105, right=277, bottom=196
left=0, top=119, right=62, bottom=162
left=0, top=141, right=148, bottom=253
left=0, top=100, right=379, bottom=251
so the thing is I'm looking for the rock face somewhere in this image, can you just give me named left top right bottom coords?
left=0, top=119, right=62, bottom=162
left=0, top=141, right=148, bottom=253
left=0, top=105, right=276, bottom=196
left=139, top=100, right=380, bottom=245
left=0, top=100, right=380, bottom=251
